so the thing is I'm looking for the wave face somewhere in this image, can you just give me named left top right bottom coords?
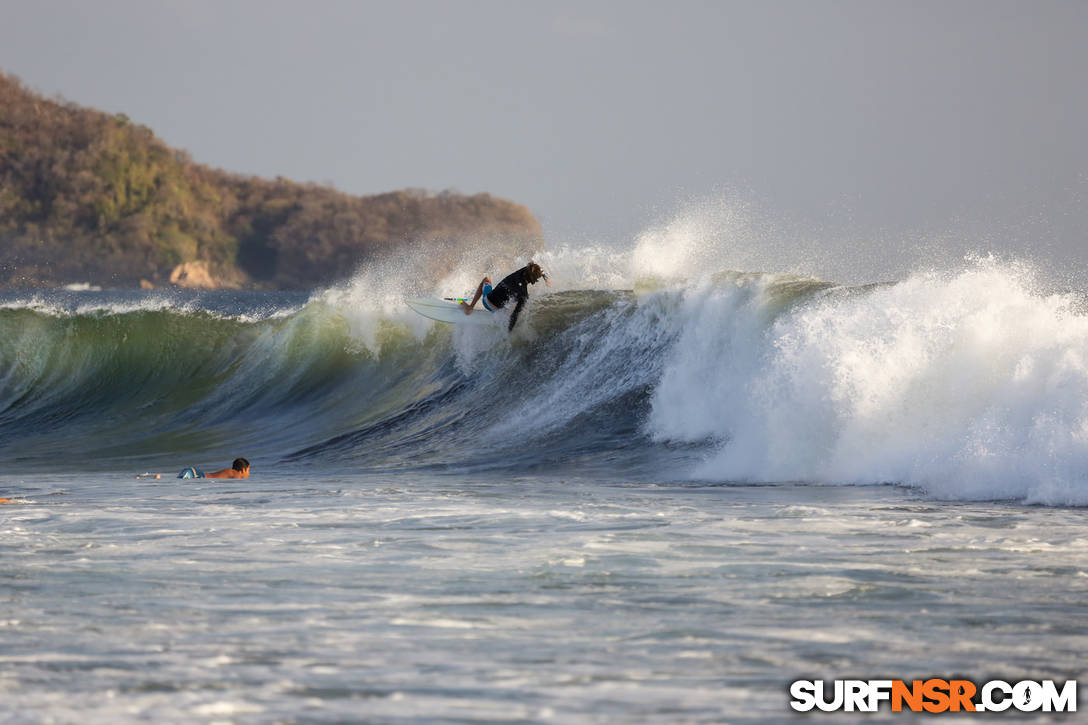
left=3, top=241, right=1088, bottom=505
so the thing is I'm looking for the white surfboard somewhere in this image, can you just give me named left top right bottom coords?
left=406, top=297, right=502, bottom=325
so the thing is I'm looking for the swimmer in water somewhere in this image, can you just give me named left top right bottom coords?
left=177, top=458, right=250, bottom=479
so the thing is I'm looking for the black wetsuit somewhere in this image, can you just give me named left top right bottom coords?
left=486, top=266, right=535, bottom=331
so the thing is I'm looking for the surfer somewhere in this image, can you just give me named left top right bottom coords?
left=460, top=262, right=550, bottom=330
left=177, top=458, right=250, bottom=479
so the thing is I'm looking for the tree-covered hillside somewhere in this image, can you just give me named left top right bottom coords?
left=0, top=72, right=543, bottom=288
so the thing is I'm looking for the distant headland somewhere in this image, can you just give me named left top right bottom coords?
left=0, top=71, right=543, bottom=289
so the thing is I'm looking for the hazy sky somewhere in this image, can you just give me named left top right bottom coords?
left=3, top=0, right=1087, bottom=278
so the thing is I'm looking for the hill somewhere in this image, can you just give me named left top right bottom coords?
left=0, top=72, right=543, bottom=289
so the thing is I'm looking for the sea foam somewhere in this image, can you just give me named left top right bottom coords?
left=647, top=259, right=1088, bottom=504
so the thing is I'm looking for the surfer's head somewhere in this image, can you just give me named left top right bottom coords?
left=232, top=458, right=250, bottom=473
left=527, top=262, right=545, bottom=284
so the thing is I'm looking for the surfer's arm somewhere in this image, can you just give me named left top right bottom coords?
left=205, top=468, right=249, bottom=479
left=507, top=296, right=526, bottom=331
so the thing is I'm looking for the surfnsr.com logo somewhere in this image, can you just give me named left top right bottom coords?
left=789, top=679, right=1077, bottom=713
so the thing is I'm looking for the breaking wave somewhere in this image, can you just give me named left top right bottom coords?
left=3, top=209, right=1087, bottom=505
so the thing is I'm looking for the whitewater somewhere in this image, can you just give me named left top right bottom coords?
left=2, top=217, right=1087, bottom=722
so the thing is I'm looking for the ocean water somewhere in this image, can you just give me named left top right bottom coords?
left=2, top=237, right=1088, bottom=722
